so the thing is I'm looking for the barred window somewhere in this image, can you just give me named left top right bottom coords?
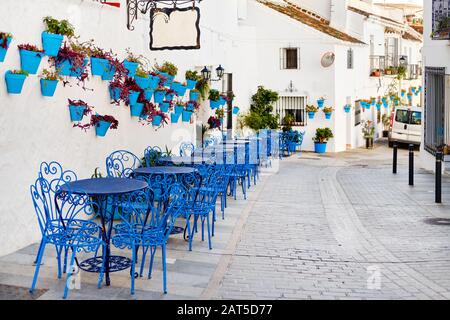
left=355, top=101, right=362, bottom=126
left=280, top=48, right=300, bottom=70
left=276, top=96, right=306, bottom=126
left=347, top=48, right=354, bottom=69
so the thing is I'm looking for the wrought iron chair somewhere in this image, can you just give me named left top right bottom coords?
left=105, top=150, right=142, bottom=178
left=112, top=184, right=186, bottom=294
left=179, top=142, right=195, bottom=157
left=29, top=161, right=105, bottom=299
left=227, top=146, right=247, bottom=200
left=143, top=146, right=163, bottom=167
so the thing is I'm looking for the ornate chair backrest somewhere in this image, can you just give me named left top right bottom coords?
left=106, top=150, right=142, bottom=178
left=298, top=131, right=306, bottom=147
left=144, top=146, right=163, bottom=167
left=179, top=142, right=195, bottom=157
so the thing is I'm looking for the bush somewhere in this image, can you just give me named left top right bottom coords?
left=243, top=86, right=279, bottom=131
left=313, top=128, right=334, bottom=143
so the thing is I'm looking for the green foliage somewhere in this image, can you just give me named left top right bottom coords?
left=135, top=66, right=148, bottom=78
left=396, top=66, right=406, bottom=80
left=43, top=16, right=75, bottom=37
left=215, top=108, right=224, bottom=119
left=155, top=61, right=178, bottom=76
left=361, top=120, right=375, bottom=138
left=208, top=89, right=220, bottom=101
left=243, top=86, right=280, bottom=131
left=91, top=167, right=104, bottom=179
left=40, top=68, right=62, bottom=81
left=195, top=78, right=210, bottom=102
left=282, top=114, right=295, bottom=132
left=125, top=48, right=143, bottom=63
left=382, top=113, right=390, bottom=130
left=185, top=70, right=200, bottom=81
left=306, top=105, right=318, bottom=113
left=10, top=69, right=29, bottom=76
left=313, top=128, right=334, bottom=143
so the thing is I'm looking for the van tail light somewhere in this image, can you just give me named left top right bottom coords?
left=390, top=112, right=394, bottom=128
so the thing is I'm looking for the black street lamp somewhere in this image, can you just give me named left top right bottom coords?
left=201, top=65, right=225, bottom=82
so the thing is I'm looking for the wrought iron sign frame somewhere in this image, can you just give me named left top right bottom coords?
left=125, top=0, right=202, bottom=31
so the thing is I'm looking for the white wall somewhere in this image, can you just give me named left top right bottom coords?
left=0, top=0, right=255, bottom=256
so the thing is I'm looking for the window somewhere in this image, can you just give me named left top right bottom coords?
left=411, top=111, right=422, bottom=125
left=280, top=48, right=300, bottom=70
left=385, top=37, right=399, bottom=68
left=355, top=101, right=362, bottom=126
left=276, top=96, right=306, bottom=126
left=395, top=110, right=409, bottom=124
left=347, top=48, right=354, bottom=69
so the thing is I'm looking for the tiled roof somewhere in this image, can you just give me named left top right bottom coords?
left=257, top=0, right=365, bottom=44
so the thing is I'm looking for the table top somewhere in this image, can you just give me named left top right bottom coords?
left=133, top=166, right=197, bottom=175
left=221, top=140, right=250, bottom=145
left=159, top=156, right=210, bottom=164
left=60, top=178, right=148, bottom=196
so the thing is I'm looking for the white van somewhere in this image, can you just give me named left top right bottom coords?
left=388, top=106, right=422, bottom=147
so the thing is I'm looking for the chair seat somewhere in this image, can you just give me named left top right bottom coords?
left=112, top=228, right=166, bottom=247
left=44, top=219, right=100, bottom=244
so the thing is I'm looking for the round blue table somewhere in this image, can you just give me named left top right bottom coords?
left=158, top=156, right=211, bottom=166
left=60, top=177, right=148, bottom=286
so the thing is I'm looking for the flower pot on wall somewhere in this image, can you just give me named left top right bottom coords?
left=95, top=121, right=111, bottom=137
left=344, top=105, right=351, bottom=113
left=123, top=60, right=139, bottom=77
left=324, top=112, right=332, bottom=120
left=307, top=112, right=316, bottom=120
left=71, top=58, right=88, bottom=77
left=171, top=112, right=181, bottom=123
left=376, top=103, right=381, bottom=111
left=317, top=99, right=325, bottom=108
left=56, top=59, right=72, bottom=76
left=186, top=79, right=197, bottom=90
left=101, top=63, right=116, bottom=81
left=5, top=71, right=26, bottom=94
left=182, top=110, right=192, bottom=123
left=135, top=75, right=150, bottom=90
left=154, top=90, right=165, bottom=104
left=160, top=101, right=170, bottom=113
left=144, top=89, right=154, bottom=101
left=0, top=37, right=12, bottom=62
left=152, top=115, right=162, bottom=126
left=165, top=92, right=175, bottom=102
left=41, top=32, right=63, bottom=57
left=19, top=50, right=43, bottom=74
left=149, top=75, right=160, bottom=89
left=174, top=105, right=184, bottom=114
left=109, top=86, right=122, bottom=101
left=190, top=91, right=200, bottom=102
left=210, top=99, right=220, bottom=109
left=233, top=107, right=240, bottom=115
left=90, top=57, right=108, bottom=76
left=130, top=102, right=144, bottom=117
left=314, top=142, right=327, bottom=154
left=69, top=105, right=86, bottom=122
left=128, top=91, right=140, bottom=106
left=40, top=79, right=58, bottom=97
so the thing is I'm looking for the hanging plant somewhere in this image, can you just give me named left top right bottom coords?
left=140, top=101, right=169, bottom=127
left=18, top=44, right=44, bottom=74
left=5, top=69, right=29, bottom=94
left=322, top=106, right=334, bottom=119
left=52, top=42, right=89, bottom=85
left=185, top=69, right=200, bottom=90
left=123, top=77, right=144, bottom=106
left=68, top=99, right=93, bottom=122
left=195, top=78, right=210, bottom=102
left=42, top=16, right=75, bottom=57
left=306, top=105, right=318, bottom=120
left=186, top=100, right=200, bottom=112
left=39, top=69, right=62, bottom=97
left=0, top=32, right=13, bottom=62
left=74, top=114, right=118, bottom=137
left=154, top=61, right=178, bottom=76
left=208, top=116, right=221, bottom=129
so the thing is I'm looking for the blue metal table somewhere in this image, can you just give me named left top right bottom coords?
left=158, top=156, right=212, bottom=166
left=60, top=177, right=148, bottom=286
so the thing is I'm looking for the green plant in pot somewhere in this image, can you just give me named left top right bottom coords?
left=313, top=127, right=333, bottom=154
left=382, top=114, right=390, bottom=138
left=243, top=86, right=279, bottom=131
left=362, top=120, right=375, bottom=149
left=282, top=114, right=295, bottom=132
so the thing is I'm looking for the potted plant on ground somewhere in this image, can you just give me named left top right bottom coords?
left=39, top=69, right=62, bottom=97
left=5, top=69, right=29, bottom=94
left=313, top=128, right=333, bottom=154
left=362, top=120, right=375, bottom=149
left=185, top=70, right=200, bottom=90
left=322, top=106, right=334, bottom=119
left=68, top=99, right=93, bottom=122
left=18, top=44, right=44, bottom=74
left=42, top=16, right=75, bottom=57
left=382, top=114, right=390, bottom=138
left=306, top=105, right=318, bottom=119
left=209, top=89, right=221, bottom=109
left=0, top=32, right=13, bottom=62
left=317, top=97, right=325, bottom=109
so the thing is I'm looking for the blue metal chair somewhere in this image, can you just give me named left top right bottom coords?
left=29, top=161, right=105, bottom=299
left=227, top=146, right=247, bottom=200
left=112, top=184, right=186, bottom=294
left=179, top=142, right=195, bottom=157
left=143, top=146, right=163, bottom=167
left=105, top=150, right=142, bottom=178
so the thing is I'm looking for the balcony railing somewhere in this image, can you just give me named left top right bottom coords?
left=370, top=55, right=386, bottom=75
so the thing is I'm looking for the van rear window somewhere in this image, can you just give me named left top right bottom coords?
left=395, top=110, right=409, bottom=124
left=410, top=111, right=422, bottom=125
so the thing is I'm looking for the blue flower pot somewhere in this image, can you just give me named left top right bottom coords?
left=135, top=75, right=151, bottom=90
left=288, top=142, right=297, bottom=153
left=186, top=79, right=197, bottom=90
left=175, top=105, right=184, bottom=114
left=171, top=112, right=181, bottom=123
left=95, top=121, right=111, bottom=137
left=5, top=71, right=26, bottom=94
left=42, top=32, right=63, bottom=57
left=123, top=60, right=139, bottom=77
left=90, top=57, right=108, bottom=76
left=210, top=99, right=220, bottom=109
left=314, top=143, right=327, bottom=154
left=383, top=101, right=388, bottom=108
left=109, top=86, right=122, bottom=101
left=190, top=91, right=200, bottom=102
left=154, top=90, right=165, bottom=103
left=407, top=95, right=412, bottom=102
left=148, top=75, right=160, bottom=89
left=40, top=79, right=58, bottom=97
left=70, top=58, right=88, bottom=78
left=172, top=83, right=187, bottom=96
left=376, top=103, right=381, bottom=111
left=56, top=59, right=72, bottom=76
left=324, top=112, right=332, bottom=119
left=130, top=102, right=144, bottom=117
left=69, top=105, right=86, bottom=122
left=152, top=115, right=162, bottom=126
left=182, top=110, right=192, bottom=123
left=0, top=37, right=12, bottom=62
left=317, top=99, right=324, bottom=108
left=101, top=63, right=116, bottom=81
left=165, top=93, right=174, bottom=101
left=165, top=75, right=175, bottom=86
left=307, top=112, right=315, bottom=120
left=371, top=100, right=376, bottom=106
left=128, top=91, right=140, bottom=105
left=219, top=96, right=227, bottom=106
left=160, top=101, right=170, bottom=113
left=186, top=103, right=195, bottom=112
left=344, top=105, right=351, bottom=113
left=233, top=107, right=240, bottom=115
left=401, top=91, right=405, bottom=97
left=394, top=100, right=399, bottom=106
left=144, top=89, right=154, bottom=101
left=20, top=50, right=43, bottom=74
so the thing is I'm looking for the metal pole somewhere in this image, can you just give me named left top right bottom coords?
left=436, top=151, right=442, bottom=204
left=393, top=142, right=398, bottom=174
left=409, top=144, right=414, bottom=186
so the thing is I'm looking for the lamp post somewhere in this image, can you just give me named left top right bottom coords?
left=202, top=65, right=227, bottom=138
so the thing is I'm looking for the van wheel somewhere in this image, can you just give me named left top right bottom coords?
left=388, top=140, right=393, bottom=148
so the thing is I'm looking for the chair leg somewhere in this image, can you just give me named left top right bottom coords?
left=55, top=245, right=62, bottom=279
left=63, top=249, right=77, bottom=299
left=201, top=216, right=205, bottom=242
left=212, top=208, right=216, bottom=237
left=162, top=244, right=167, bottom=294
left=206, top=214, right=212, bottom=250
left=30, top=240, right=46, bottom=294
left=189, top=218, right=196, bottom=251
left=147, top=247, right=156, bottom=279
left=63, top=246, right=69, bottom=274
left=140, top=247, right=149, bottom=278
left=130, top=244, right=136, bottom=295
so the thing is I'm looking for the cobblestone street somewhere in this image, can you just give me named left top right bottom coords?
left=1, top=143, right=449, bottom=300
